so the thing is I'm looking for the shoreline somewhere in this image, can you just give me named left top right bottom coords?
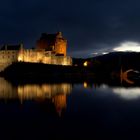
left=0, top=62, right=138, bottom=87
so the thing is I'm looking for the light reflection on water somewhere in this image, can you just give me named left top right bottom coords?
left=1, top=78, right=140, bottom=138
left=0, top=77, right=72, bottom=116
left=112, top=87, right=140, bottom=100
left=1, top=78, right=140, bottom=103
left=82, top=81, right=140, bottom=100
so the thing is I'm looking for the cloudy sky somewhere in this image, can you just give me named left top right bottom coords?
left=1, top=0, right=140, bottom=57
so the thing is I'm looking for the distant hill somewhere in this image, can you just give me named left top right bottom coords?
left=73, top=52, right=140, bottom=71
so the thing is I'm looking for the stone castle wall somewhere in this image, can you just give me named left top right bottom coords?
left=0, top=50, right=19, bottom=63
left=0, top=50, right=19, bottom=71
left=18, top=49, right=72, bottom=65
left=0, top=49, right=72, bottom=72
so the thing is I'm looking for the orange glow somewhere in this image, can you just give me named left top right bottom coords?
left=52, top=95, right=67, bottom=116
left=83, top=61, right=88, bottom=67
left=120, top=68, right=135, bottom=84
left=17, top=49, right=72, bottom=65
left=83, top=82, right=88, bottom=88
left=18, top=56, right=22, bottom=61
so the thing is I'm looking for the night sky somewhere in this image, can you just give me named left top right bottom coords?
left=1, top=0, right=140, bottom=57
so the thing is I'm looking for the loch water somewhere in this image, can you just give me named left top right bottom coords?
left=0, top=78, right=140, bottom=139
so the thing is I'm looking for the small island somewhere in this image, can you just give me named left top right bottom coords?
left=0, top=32, right=140, bottom=86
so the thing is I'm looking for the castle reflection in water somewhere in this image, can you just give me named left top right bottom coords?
left=0, top=78, right=72, bottom=116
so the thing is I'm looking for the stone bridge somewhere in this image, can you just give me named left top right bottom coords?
left=120, top=69, right=136, bottom=84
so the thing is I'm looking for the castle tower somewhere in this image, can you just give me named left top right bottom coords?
left=36, top=32, right=67, bottom=56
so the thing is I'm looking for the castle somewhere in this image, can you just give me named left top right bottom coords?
left=0, top=32, right=72, bottom=71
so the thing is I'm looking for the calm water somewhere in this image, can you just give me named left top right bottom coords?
left=0, top=78, right=140, bottom=139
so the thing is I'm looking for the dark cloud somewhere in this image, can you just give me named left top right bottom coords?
left=0, top=0, right=140, bottom=57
